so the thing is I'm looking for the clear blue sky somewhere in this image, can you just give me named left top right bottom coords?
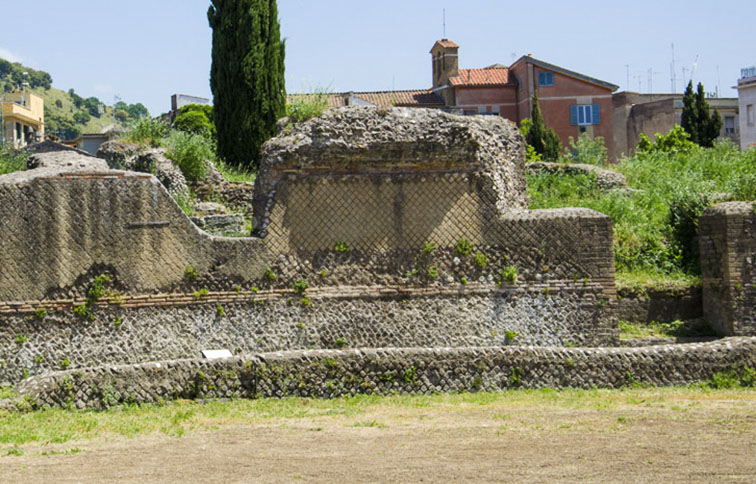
left=2, top=0, right=754, bottom=116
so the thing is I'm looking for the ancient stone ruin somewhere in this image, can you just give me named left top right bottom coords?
left=0, top=107, right=753, bottom=408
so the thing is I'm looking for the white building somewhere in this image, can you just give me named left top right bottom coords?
left=736, top=66, right=756, bottom=150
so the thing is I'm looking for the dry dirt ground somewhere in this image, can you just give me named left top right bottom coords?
left=1, top=390, right=754, bottom=483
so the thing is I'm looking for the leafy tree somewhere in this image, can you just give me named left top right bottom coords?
left=681, top=81, right=723, bottom=148
left=174, top=104, right=215, bottom=138
left=126, top=103, right=149, bottom=119
left=208, top=0, right=286, bottom=169
left=73, top=111, right=91, bottom=125
left=524, top=92, right=561, bottom=161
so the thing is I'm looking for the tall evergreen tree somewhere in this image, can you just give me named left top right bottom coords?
left=525, top=92, right=561, bottom=161
left=208, top=0, right=286, bottom=170
left=681, top=81, right=722, bottom=148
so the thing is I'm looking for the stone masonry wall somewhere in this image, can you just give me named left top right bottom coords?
left=9, top=337, right=755, bottom=410
left=0, top=283, right=614, bottom=385
left=0, top=168, right=268, bottom=301
left=699, top=202, right=756, bottom=336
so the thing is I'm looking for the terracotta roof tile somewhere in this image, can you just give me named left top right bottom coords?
left=436, top=39, right=459, bottom=48
left=449, top=67, right=512, bottom=87
left=290, top=90, right=445, bottom=109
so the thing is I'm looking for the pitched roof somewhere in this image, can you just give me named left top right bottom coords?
left=448, top=67, right=513, bottom=87
left=350, top=90, right=445, bottom=107
left=512, top=56, right=619, bottom=91
left=289, top=90, right=445, bottom=109
left=434, top=39, right=459, bottom=49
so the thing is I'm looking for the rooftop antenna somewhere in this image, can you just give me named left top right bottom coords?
left=625, top=64, right=630, bottom=91
left=716, top=65, right=720, bottom=97
left=442, top=8, right=446, bottom=38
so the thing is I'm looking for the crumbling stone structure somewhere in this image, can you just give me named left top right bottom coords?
left=0, top=107, right=620, bottom=385
left=699, top=202, right=756, bottom=336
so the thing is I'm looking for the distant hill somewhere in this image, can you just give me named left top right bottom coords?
left=1, top=58, right=148, bottom=140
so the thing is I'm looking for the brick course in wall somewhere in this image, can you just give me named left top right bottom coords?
left=699, top=202, right=756, bottom=336
left=7, top=338, right=754, bottom=410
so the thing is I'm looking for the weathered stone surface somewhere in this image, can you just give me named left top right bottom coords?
left=254, top=107, right=528, bottom=232
left=7, top=338, right=754, bottom=410
left=527, top=162, right=627, bottom=189
left=0, top=170, right=268, bottom=302
left=699, top=201, right=756, bottom=336
left=27, top=150, right=109, bottom=171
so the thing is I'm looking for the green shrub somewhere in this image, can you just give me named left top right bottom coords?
left=173, top=105, right=215, bottom=138
left=0, top=148, right=27, bottom=175
left=635, top=125, right=695, bottom=154
left=473, top=251, right=488, bottom=268
left=184, top=264, right=199, bottom=280
left=164, top=130, right=213, bottom=183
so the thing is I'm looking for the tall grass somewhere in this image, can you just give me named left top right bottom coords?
left=120, top=117, right=168, bottom=147
left=164, top=130, right=214, bottom=183
left=528, top=141, right=756, bottom=279
left=286, top=89, right=330, bottom=122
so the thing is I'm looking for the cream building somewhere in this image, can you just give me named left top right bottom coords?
left=1, top=90, right=44, bottom=148
left=736, top=66, right=756, bottom=150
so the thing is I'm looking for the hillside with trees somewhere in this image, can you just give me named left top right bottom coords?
left=0, top=58, right=149, bottom=140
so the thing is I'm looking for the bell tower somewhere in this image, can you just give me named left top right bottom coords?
left=430, top=39, right=459, bottom=89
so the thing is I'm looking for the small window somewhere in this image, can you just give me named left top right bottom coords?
left=725, top=116, right=735, bottom=135
left=538, top=71, right=554, bottom=86
left=570, top=104, right=601, bottom=126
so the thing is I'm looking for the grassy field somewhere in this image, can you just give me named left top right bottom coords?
left=1, top=386, right=754, bottom=482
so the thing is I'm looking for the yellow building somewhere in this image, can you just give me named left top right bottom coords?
left=1, top=90, right=44, bottom=148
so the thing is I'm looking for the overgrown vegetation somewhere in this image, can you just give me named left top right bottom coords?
left=528, top=140, right=756, bottom=281
left=286, top=89, right=330, bottom=123
left=522, top=92, right=561, bottom=161
left=0, top=148, right=27, bottom=175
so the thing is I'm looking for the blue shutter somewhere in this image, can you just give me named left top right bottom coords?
left=592, top=104, right=600, bottom=125
left=570, top=105, right=578, bottom=125
left=538, top=72, right=544, bottom=85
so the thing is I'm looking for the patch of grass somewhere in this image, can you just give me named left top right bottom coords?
left=213, top=159, right=256, bottom=183
left=422, top=241, right=436, bottom=255
left=0, top=387, right=753, bottom=449
left=618, top=320, right=714, bottom=339
left=120, top=117, right=167, bottom=147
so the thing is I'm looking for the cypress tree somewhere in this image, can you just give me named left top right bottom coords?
left=208, top=0, right=286, bottom=170
left=525, top=92, right=561, bottom=161
left=681, top=81, right=722, bottom=148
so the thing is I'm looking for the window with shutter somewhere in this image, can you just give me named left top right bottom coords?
left=570, top=104, right=601, bottom=125
left=538, top=71, right=554, bottom=86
